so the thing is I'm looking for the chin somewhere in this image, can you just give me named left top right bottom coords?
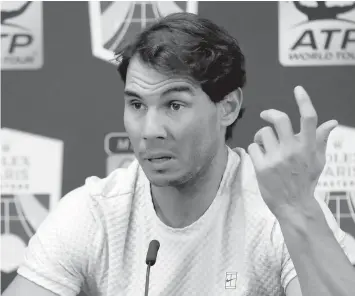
left=149, top=178, right=172, bottom=187
left=144, top=168, right=191, bottom=188
left=145, top=171, right=177, bottom=187
left=139, top=159, right=195, bottom=187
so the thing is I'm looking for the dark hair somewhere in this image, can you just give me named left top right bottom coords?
left=116, top=12, right=246, bottom=141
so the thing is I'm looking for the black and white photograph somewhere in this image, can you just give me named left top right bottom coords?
left=1, top=1, right=355, bottom=295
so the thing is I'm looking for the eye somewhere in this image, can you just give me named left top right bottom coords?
left=170, top=102, right=183, bottom=111
left=133, top=103, right=142, bottom=109
left=129, top=101, right=143, bottom=110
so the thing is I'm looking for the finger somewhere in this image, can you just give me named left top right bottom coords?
left=294, top=86, right=318, bottom=143
left=248, top=142, right=264, bottom=170
left=254, top=138, right=266, bottom=154
left=254, top=126, right=279, bottom=153
left=260, top=109, right=294, bottom=142
left=316, top=120, right=338, bottom=151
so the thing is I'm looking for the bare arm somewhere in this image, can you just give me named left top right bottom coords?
left=248, top=85, right=355, bottom=296
left=2, top=275, right=62, bottom=296
left=281, top=199, right=355, bottom=296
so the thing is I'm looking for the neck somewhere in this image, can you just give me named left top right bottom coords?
left=150, top=144, right=229, bottom=228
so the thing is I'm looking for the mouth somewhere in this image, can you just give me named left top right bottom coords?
left=148, top=157, right=172, bottom=163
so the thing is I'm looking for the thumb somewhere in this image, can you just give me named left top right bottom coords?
left=316, top=120, right=338, bottom=150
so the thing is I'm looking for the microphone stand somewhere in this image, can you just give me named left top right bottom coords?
left=144, top=239, right=160, bottom=296
left=144, top=263, right=152, bottom=296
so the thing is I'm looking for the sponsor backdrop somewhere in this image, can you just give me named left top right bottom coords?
left=1, top=1, right=355, bottom=294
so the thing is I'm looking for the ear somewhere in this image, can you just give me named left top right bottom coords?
left=218, top=88, right=243, bottom=127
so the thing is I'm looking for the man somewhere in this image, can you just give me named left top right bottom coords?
left=4, top=12, right=355, bottom=296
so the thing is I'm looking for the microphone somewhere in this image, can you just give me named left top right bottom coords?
left=144, top=240, right=160, bottom=296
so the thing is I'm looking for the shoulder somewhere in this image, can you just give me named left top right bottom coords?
left=40, top=159, right=144, bottom=240
left=230, top=147, right=279, bottom=244
left=83, top=158, right=142, bottom=199
left=70, top=159, right=147, bottom=234
left=16, top=164, right=144, bottom=292
left=230, top=147, right=276, bottom=220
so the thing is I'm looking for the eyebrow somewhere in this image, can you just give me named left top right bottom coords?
left=123, top=86, right=194, bottom=99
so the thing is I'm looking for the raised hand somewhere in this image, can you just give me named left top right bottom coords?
left=248, top=86, right=338, bottom=219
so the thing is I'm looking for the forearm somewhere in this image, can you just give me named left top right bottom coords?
left=277, top=200, right=355, bottom=296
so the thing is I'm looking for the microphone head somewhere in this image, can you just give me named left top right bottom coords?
left=146, top=240, right=160, bottom=266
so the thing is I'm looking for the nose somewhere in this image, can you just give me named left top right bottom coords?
left=142, top=108, right=167, bottom=140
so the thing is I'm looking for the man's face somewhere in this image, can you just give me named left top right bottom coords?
left=123, top=55, right=223, bottom=187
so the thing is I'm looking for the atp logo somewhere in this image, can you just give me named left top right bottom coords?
left=88, top=1, right=199, bottom=64
left=279, top=1, right=355, bottom=66
left=1, top=128, right=63, bottom=288
left=293, top=1, right=355, bottom=23
left=1, top=1, right=43, bottom=70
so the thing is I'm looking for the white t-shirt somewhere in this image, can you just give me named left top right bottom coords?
left=17, top=147, right=349, bottom=296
